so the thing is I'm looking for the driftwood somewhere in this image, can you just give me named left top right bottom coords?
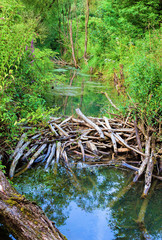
left=8, top=108, right=161, bottom=197
left=0, top=170, right=65, bottom=240
left=76, top=108, right=105, bottom=138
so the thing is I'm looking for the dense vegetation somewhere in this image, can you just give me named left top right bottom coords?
left=0, top=0, right=161, bottom=146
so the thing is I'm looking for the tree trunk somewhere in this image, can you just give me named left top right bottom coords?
left=84, top=0, right=89, bottom=62
left=0, top=170, right=65, bottom=240
left=69, top=20, right=78, bottom=68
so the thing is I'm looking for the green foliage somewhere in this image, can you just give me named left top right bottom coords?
left=0, top=161, right=6, bottom=173
left=0, top=0, right=58, bottom=141
left=127, top=57, right=161, bottom=125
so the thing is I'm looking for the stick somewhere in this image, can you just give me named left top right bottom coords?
left=102, top=92, right=120, bottom=111
left=134, top=119, right=142, bottom=151
left=76, top=108, right=105, bottom=138
left=103, top=116, right=117, bottom=153
left=49, top=124, right=59, bottom=136
left=78, top=140, right=85, bottom=162
left=52, top=123, right=69, bottom=137
left=114, top=133, right=146, bottom=157
left=59, top=116, right=72, bottom=126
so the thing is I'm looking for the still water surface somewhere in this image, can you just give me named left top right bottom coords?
left=13, top=166, right=162, bottom=240
left=44, top=66, right=120, bottom=116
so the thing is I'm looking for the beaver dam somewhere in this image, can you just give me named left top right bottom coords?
left=8, top=108, right=162, bottom=199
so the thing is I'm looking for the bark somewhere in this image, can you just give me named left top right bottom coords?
left=0, top=170, right=65, bottom=240
left=84, top=0, right=89, bottom=62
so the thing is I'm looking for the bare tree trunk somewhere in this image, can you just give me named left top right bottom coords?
left=69, top=20, right=78, bottom=68
left=0, top=170, right=65, bottom=240
left=64, top=71, right=76, bottom=114
left=84, top=0, right=89, bottom=62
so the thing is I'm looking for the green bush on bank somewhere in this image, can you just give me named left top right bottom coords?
left=0, top=0, right=57, bottom=141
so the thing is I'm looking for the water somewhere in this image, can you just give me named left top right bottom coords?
left=44, top=66, right=120, bottom=116
left=12, top=166, right=162, bottom=240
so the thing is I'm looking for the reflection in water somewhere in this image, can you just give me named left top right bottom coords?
left=13, top=166, right=162, bottom=240
left=44, top=67, right=119, bottom=116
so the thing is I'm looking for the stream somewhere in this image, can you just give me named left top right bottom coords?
left=1, top=67, right=162, bottom=240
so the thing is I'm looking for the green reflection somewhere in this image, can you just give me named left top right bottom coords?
left=44, top=67, right=120, bottom=116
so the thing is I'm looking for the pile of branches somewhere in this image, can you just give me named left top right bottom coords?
left=8, top=108, right=161, bottom=197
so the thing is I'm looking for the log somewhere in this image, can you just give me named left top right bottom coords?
left=45, top=143, right=56, bottom=169
left=59, top=116, right=72, bottom=126
left=0, top=170, right=65, bottom=240
left=9, top=133, right=27, bottom=160
left=76, top=108, right=105, bottom=138
left=142, top=151, right=154, bottom=197
left=56, top=142, right=62, bottom=163
left=133, top=137, right=151, bottom=182
left=9, top=141, right=30, bottom=178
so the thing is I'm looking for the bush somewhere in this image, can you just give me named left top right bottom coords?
left=126, top=57, right=162, bottom=126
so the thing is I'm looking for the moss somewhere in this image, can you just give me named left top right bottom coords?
left=5, top=199, right=18, bottom=207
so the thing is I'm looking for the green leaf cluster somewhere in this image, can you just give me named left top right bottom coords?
left=0, top=0, right=58, bottom=141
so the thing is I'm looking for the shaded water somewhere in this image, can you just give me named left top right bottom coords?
left=44, top=66, right=119, bottom=116
left=1, top=68, right=162, bottom=239
left=13, top=166, right=162, bottom=240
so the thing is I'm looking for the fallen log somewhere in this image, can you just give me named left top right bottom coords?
left=0, top=170, right=65, bottom=240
